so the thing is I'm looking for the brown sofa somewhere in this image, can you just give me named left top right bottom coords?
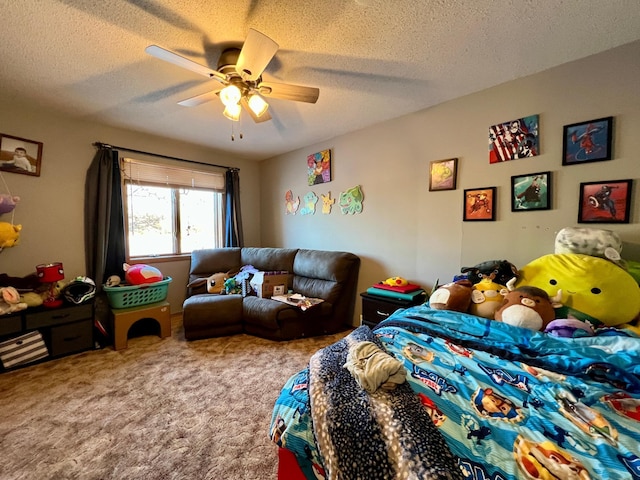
left=182, top=247, right=360, bottom=341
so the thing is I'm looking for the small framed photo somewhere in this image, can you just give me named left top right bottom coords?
left=0, top=133, right=42, bottom=176
left=429, top=158, right=458, bottom=191
left=578, top=179, right=632, bottom=224
left=273, top=285, right=285, bottom=296
left=562, top=117, right=613, bottom=166
left=511, top=171, right=551, bottom=212
left=464, top=187, right=496, bottom=221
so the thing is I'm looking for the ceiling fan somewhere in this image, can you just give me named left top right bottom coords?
left=145, top=29, right=320, bottom=123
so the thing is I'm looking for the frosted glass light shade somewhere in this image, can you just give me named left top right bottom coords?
left=220, top=85, right=241, bottom=106
left=247, top=94, right=269, bottom=117
left=223, top=103, right=241, bottom=121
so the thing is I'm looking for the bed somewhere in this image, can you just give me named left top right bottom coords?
left=270, top=304, right=640, bottom=479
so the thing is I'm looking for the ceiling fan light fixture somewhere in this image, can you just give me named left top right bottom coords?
left=247, top=94, right=269, bottom=117
left=220, top=84, right=242, bottom=107
left=223, top=103, right=241, bottom=121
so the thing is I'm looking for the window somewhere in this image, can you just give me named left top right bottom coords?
left=122, top=158, right=225, bottom=259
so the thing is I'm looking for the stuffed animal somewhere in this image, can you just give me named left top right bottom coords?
left=516, top=253, right=640, bottom=327
left=544, top=317, right=595, bottom=338
left=0, top=194, right=19, bottom=215
left=187, top=271, right=232, bottom=294
left=383, top=276, right=408, bottom=287
left=554, top=227, right=623, bottom=264
left=494, top=286, right=556, bottom=331
left=429, top=279, right=473, bottom=312
left=0, top=222, right=21, bottom=249
left=123, top=263, right=163, bottom=285
left=469, top=276, right=507, bottom=319
left=0, top=286, right=28, bottom=315
left=460, top=260, right=518, bottom=286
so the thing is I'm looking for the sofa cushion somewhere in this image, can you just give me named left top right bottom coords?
left=242, top=296, right=299, bottom=330
left=241, top=247, right=298, bottom=272
left=188, top=248, right=242, bottom=296
left=183, top=294, right=243, bottom=340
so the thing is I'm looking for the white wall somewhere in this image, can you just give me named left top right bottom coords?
left=259, top=41, right=640, bottom=325
left=0, top=98, right=261, bottom=313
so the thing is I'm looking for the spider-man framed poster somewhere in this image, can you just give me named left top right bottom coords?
left=563, top=117, right=613, bottom=166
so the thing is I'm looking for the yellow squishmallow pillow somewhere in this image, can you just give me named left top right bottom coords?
left=516, top=253, right=640, bottom=327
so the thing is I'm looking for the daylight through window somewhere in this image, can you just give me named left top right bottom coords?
left=122, top=158, right=225, bottom=258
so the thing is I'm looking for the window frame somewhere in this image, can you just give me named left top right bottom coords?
left=121, top=158, right=226, bottom=262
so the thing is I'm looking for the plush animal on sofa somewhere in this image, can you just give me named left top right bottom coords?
left=494, top=286, right=556, bottom=331
left=516, top=253, right=640, bottom=327
left=187, top=271, right=232, bottom=294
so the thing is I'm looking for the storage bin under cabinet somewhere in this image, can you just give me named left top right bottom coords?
left=360, top=292, right=427, bottom=329
left=0, top=302, right=94, bottom=371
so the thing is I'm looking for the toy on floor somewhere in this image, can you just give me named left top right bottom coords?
left=494, top=286, right=556, bottom=331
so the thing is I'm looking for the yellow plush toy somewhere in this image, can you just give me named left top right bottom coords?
left=383, top=276, right=408, bottom=287
left=516, top=253, right=640, bottom=327
left=0, top=222, right=21, bottom=250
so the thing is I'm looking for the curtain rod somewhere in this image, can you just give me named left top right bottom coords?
left=93, top=142, right=238, bottom=171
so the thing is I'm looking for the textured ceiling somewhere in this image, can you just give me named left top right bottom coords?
left=1, top=1, right=640, bottom=161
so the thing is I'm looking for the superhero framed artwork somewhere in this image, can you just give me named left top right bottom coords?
left=463, top=187, right=496, bottom=221
left=563, top=117, right=613, bottom=166
left=578, top=179, right=632, bottom=224
left=511, top=171, right=551, bottom=212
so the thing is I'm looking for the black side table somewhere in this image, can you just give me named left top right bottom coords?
left=360, top=291, right=426, bottom=329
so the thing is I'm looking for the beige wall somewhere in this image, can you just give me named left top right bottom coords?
left=1, top=41, right=638, bottom=323
left=259, top=41, right=640, bottom=325
left=0, top=98, right=261, bottom=313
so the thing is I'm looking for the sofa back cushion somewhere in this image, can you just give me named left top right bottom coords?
left=188, top=248, right=242, bottom=295
left=241, top=247, right=298, bottom=273
left=292, top=249, right=359, bottom=304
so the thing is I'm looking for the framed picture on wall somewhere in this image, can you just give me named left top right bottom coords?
left=488, top=115, right=539, bottom=163
left=307, top=149, right=331, bottom=185
left=429, top=158, right=458, bottom=191
left=578, top=179, right=632, bottom=224
left=511, top=171, right=551, bottom=212
left=463, top=187, right=496, bottom=221
left=0, top=133, right=42, bottom=176
left=562, top=117, right=613, bottom=165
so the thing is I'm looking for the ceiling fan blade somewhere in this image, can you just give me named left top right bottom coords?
left=177, top=87, right=223, bottom=107
left=240, top=96, right=272, bottom=123
left=258, top=81, right=319, bottom=104
left=145, top=45, right=227, bottom=83
left=235, top=29, right=279, bottom=82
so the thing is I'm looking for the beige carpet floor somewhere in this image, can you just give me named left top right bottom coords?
left=0, top=315, right=348, bottom=480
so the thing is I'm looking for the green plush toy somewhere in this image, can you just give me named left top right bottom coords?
left=516, top=253, right=640, bottom=327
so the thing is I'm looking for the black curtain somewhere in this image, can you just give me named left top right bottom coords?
left=85, top=147, right=126, bottom=288
left=224, top=168, right=243, bottom=247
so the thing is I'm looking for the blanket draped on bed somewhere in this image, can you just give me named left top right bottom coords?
left=308, top=326, right=463, bottom=480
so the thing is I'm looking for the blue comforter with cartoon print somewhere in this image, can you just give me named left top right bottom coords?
left=270, top=305, right=640, bottom=479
